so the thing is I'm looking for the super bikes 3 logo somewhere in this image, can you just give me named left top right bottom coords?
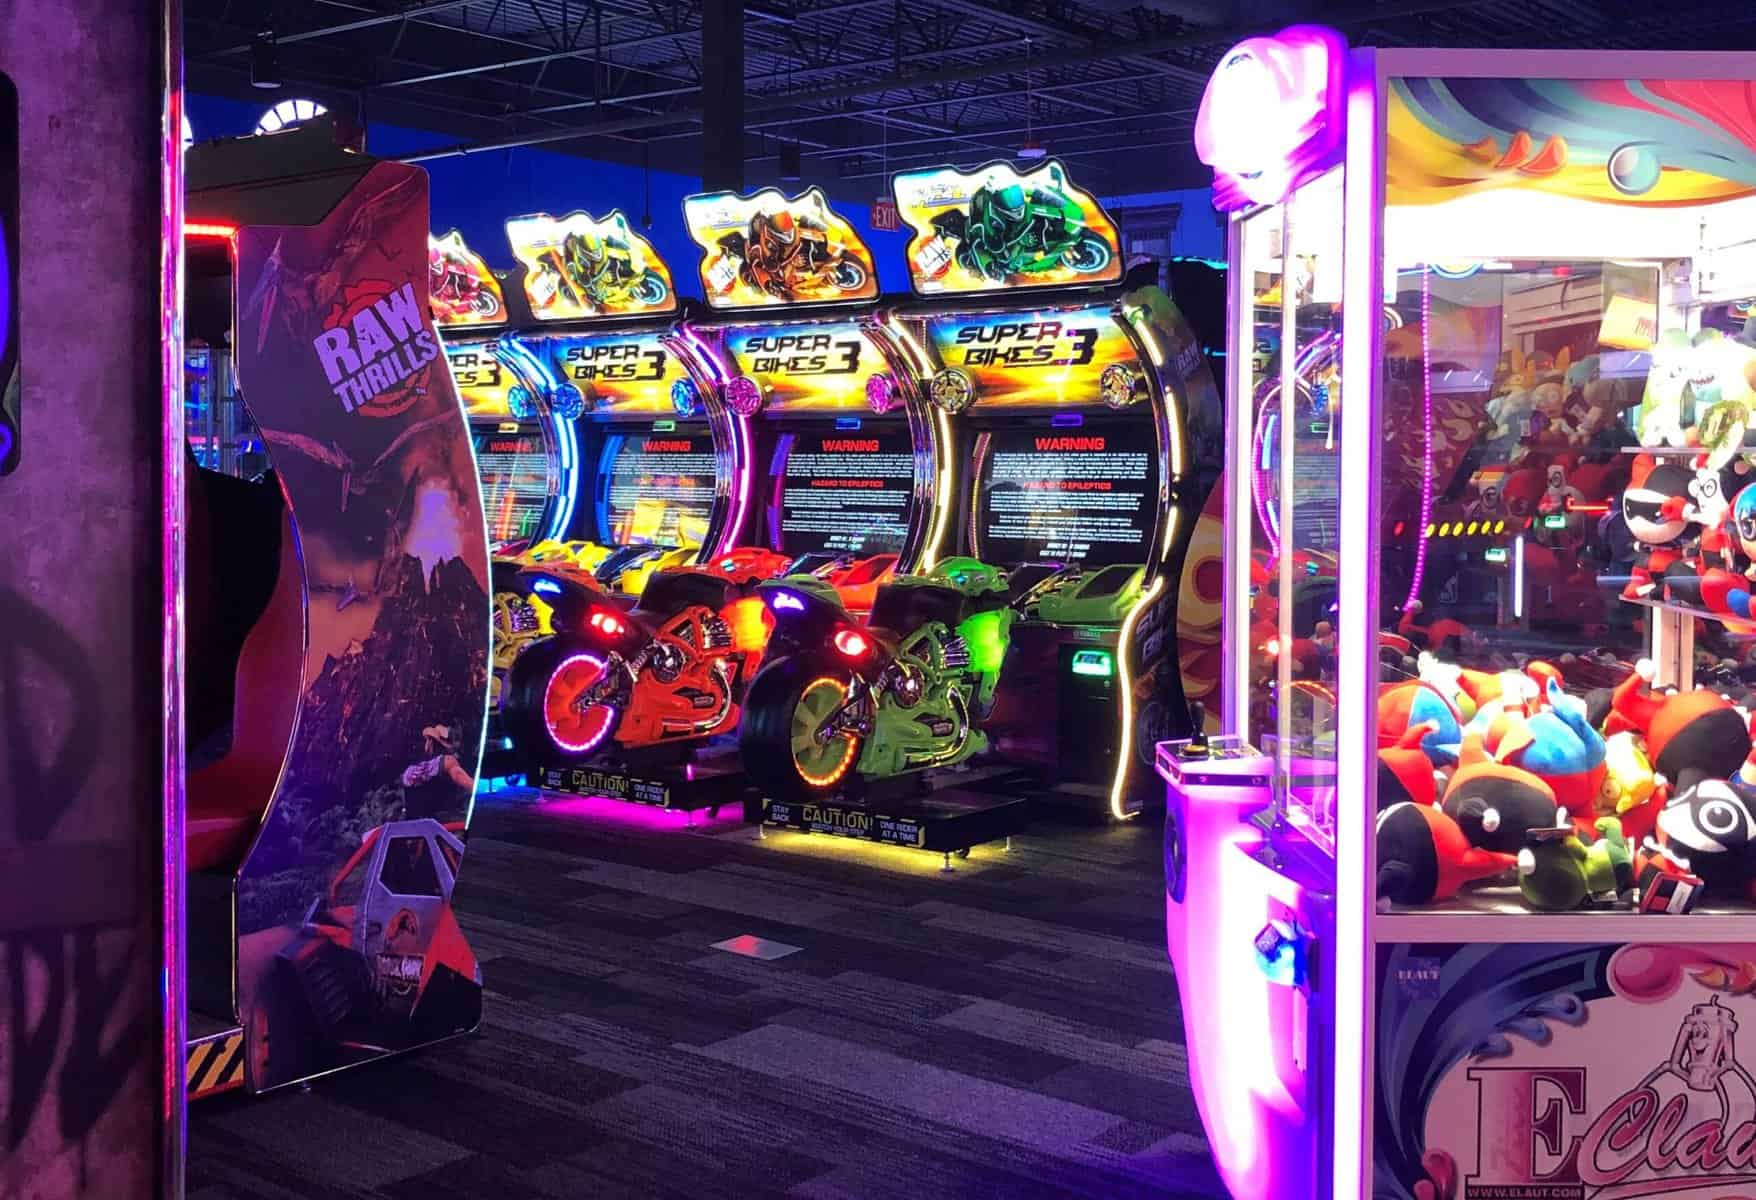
left=562, top=340, right=668, bottom=383
left=741, top=332, right=861, bottom=376
left=313, top=279, right=441, bottom=416
left=1462, top=997, right=1756, bottom=1197
left=953, top=320, right=1098, bottom=369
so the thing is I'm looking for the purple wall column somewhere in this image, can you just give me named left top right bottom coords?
left=0, top=2, right=174, bottom=1197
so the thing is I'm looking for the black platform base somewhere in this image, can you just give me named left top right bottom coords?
left=536, top=749, right=750, bottom=814
left=745, top=768, right=1029, bottom=859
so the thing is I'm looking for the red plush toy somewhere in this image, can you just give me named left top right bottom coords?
left=1378, top=721, right=1441, bottom=811
left=1377, top=802, right=1518, bottom=906
left=1607, top=661, right=1750, bottom=786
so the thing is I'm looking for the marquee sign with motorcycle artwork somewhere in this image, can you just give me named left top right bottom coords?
left=891, top=159, right=1124, bottom=296
left=505, top=209, right=677, bottom=321
left=1376, top=939, right=1756, bottom=1199
left=428, top=229, right=505, bottom=327
left=683, top=186, right=879, bottom=310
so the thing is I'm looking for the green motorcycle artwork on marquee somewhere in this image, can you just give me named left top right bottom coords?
left=927, top=163, right=1116, bottom=284
left=739, top=558, right=1014, bottom=801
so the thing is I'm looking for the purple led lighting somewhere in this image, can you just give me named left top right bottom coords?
left=725, top=374, right=763, bottom=416
left=770, top=590, right=805, bottom=612
left=865, top=371, right=897, bottom=414
left=544, top=651, right=616, bottom=753
left=535, top=791, right=741, bottom=830
left=677, top=324, right=753, bottom=555
left=1195, top=26, right=1346, bottom=211
left=1402, top=268, right=1435, bottom=614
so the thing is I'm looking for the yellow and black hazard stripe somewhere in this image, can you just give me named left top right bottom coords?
left=186, top=1028, right=245, bottom=1100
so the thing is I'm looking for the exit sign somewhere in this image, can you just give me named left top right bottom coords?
left=871, top=198, right=900, bottom=232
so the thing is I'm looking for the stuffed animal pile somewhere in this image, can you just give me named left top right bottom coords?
left=1376, top=657, right=1756, bottom=913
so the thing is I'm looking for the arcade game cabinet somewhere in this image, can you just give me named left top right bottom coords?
left=492, top=209, right=784, bottom=816
left=1169, top=27, right=1756, bottom=1199
left=181, top=118, right=488, bottom=1099
left=429, top=229, right=566, bottom=552
left=680, top=185, right=930, bottom=610
left=891, top=160, right=1221, bottom=819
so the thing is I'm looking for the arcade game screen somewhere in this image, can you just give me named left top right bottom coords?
left=970, top=425, right=1157, bottom=567
left=473, top=425, right=552, bottom=548
left=597, top=429, right=714, bottom=547
left=768, top=425, right=913, bottom=556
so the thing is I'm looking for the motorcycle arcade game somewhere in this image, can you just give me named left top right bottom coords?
left=180, top=120, right=489, bottom=1100
left=890, top=160, right=1219, bottom=823
left=1172, top=28, right=1756, bottom=1200
left=492, top=209, right=771, bottom=819
left=679, top=186, right=1022, bottom=862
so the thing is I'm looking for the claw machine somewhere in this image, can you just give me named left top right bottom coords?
left=1164, top=26, right=1756, bottom=1198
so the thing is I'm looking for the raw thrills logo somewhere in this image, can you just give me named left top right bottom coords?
left=313, top=280, right=441, bottom=416
left=1467, top=997, right=1756, bottom=1197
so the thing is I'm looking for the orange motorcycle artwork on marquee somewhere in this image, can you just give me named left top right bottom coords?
left=505, top=209, right=677, bottom=321
left=427, top=229, right=504, bottom=326
left=684, top=186, right=878, bottom=309
left=892, top=159, right=1123, bottom=295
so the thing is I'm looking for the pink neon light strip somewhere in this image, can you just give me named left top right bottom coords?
left=1401, top=267, right=1434, bottom=612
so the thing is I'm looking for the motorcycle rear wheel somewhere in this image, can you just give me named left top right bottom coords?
left=634, top=271, right=670, bottom=306
left=740, top=657, right=862, bottom=801
left=504, top=638, right=623, bottom=765
left=1062, top=232, right=1114, bottom=276
left=831, top=259, right=868, bottom=292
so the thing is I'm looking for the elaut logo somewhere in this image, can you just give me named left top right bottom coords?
left=1466, top=996, right=1756, bottom=1195
left=313, top=279, right=442, bottom=416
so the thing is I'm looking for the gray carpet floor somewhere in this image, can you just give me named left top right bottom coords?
left=188, top=784, right=1225, bottom=1199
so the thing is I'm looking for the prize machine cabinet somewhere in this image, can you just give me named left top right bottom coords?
left=891, top=160, right=1223, bottom=822
left=491, top=209, right=777, bottom=817
left=1171, top=25, right=1756, bottom=1200
left=179, top=119, right=489, bottom=1101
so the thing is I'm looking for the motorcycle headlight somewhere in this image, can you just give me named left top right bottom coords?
left=929, top=368, right=976, bottom=414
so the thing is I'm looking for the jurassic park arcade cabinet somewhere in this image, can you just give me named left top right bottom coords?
left=491, top=208, right=778, bottom=818
left=181, top=120, right=489, bottom=1100
left=428, top=230, right=565, bottom=553
left=892, top=160, right=1221, bottom=821
left=1173, top=25, right=1756, bottom=1200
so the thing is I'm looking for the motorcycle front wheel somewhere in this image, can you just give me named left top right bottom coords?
left=1062, top=232, right=1114, bottom=276
left=740, top=657, right=863, bottom=802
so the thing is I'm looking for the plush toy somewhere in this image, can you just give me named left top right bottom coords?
left=1638, top=329, right=1695, bottom=448
left=1441, top=732, right=1560, bottom=854
left=1501, top=466, right=1549, bottom=524
left=1490, top=678, right=1607, bottom=825
left=1597, top=730, right=1667, bottom=843
left=1621, top=457, right=1696, bottom=599
left=1379, top=721, right=1442, bottom=811
left=1377, top=802, right=1517, bottom=907
left=1607, top=661, right=1752, bottom=785
left=1487, top=385, right=1535, bottom=447
left=1518, top=814, right=1635, bottom=910
left=1654, top=775, right=1756, bottom=899
left=1378, top=680, right=1463, bottom=764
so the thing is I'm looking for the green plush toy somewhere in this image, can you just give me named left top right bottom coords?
left=1518, top=814, right=1636, bottom=911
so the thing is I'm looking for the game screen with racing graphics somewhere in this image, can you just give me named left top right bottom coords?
left=767, top=426, right=914, bottom=556
left=596, top=430, right=716, bottom=547
left=971, top=424, right=1158, bottom=566
left=472, top=426, right=552, bottom=549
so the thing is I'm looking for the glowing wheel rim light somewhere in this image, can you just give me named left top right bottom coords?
left=551, top=381, right=587, bottom=421
left=792, top=677, right=858, bottom=787
left=669, top=377, right=701, bottom=416
left=929, top=367, right=976, bottom=414
left=866, top=371, right=898, bottom=414
left=543, top=651, right=618, bottom=754
left=725, top=375, right=764, bottom=416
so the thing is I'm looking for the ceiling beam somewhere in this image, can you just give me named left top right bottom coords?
left=397, top=0, right=1485, bottom=162
left=202, top=0, right=477, bottom=56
